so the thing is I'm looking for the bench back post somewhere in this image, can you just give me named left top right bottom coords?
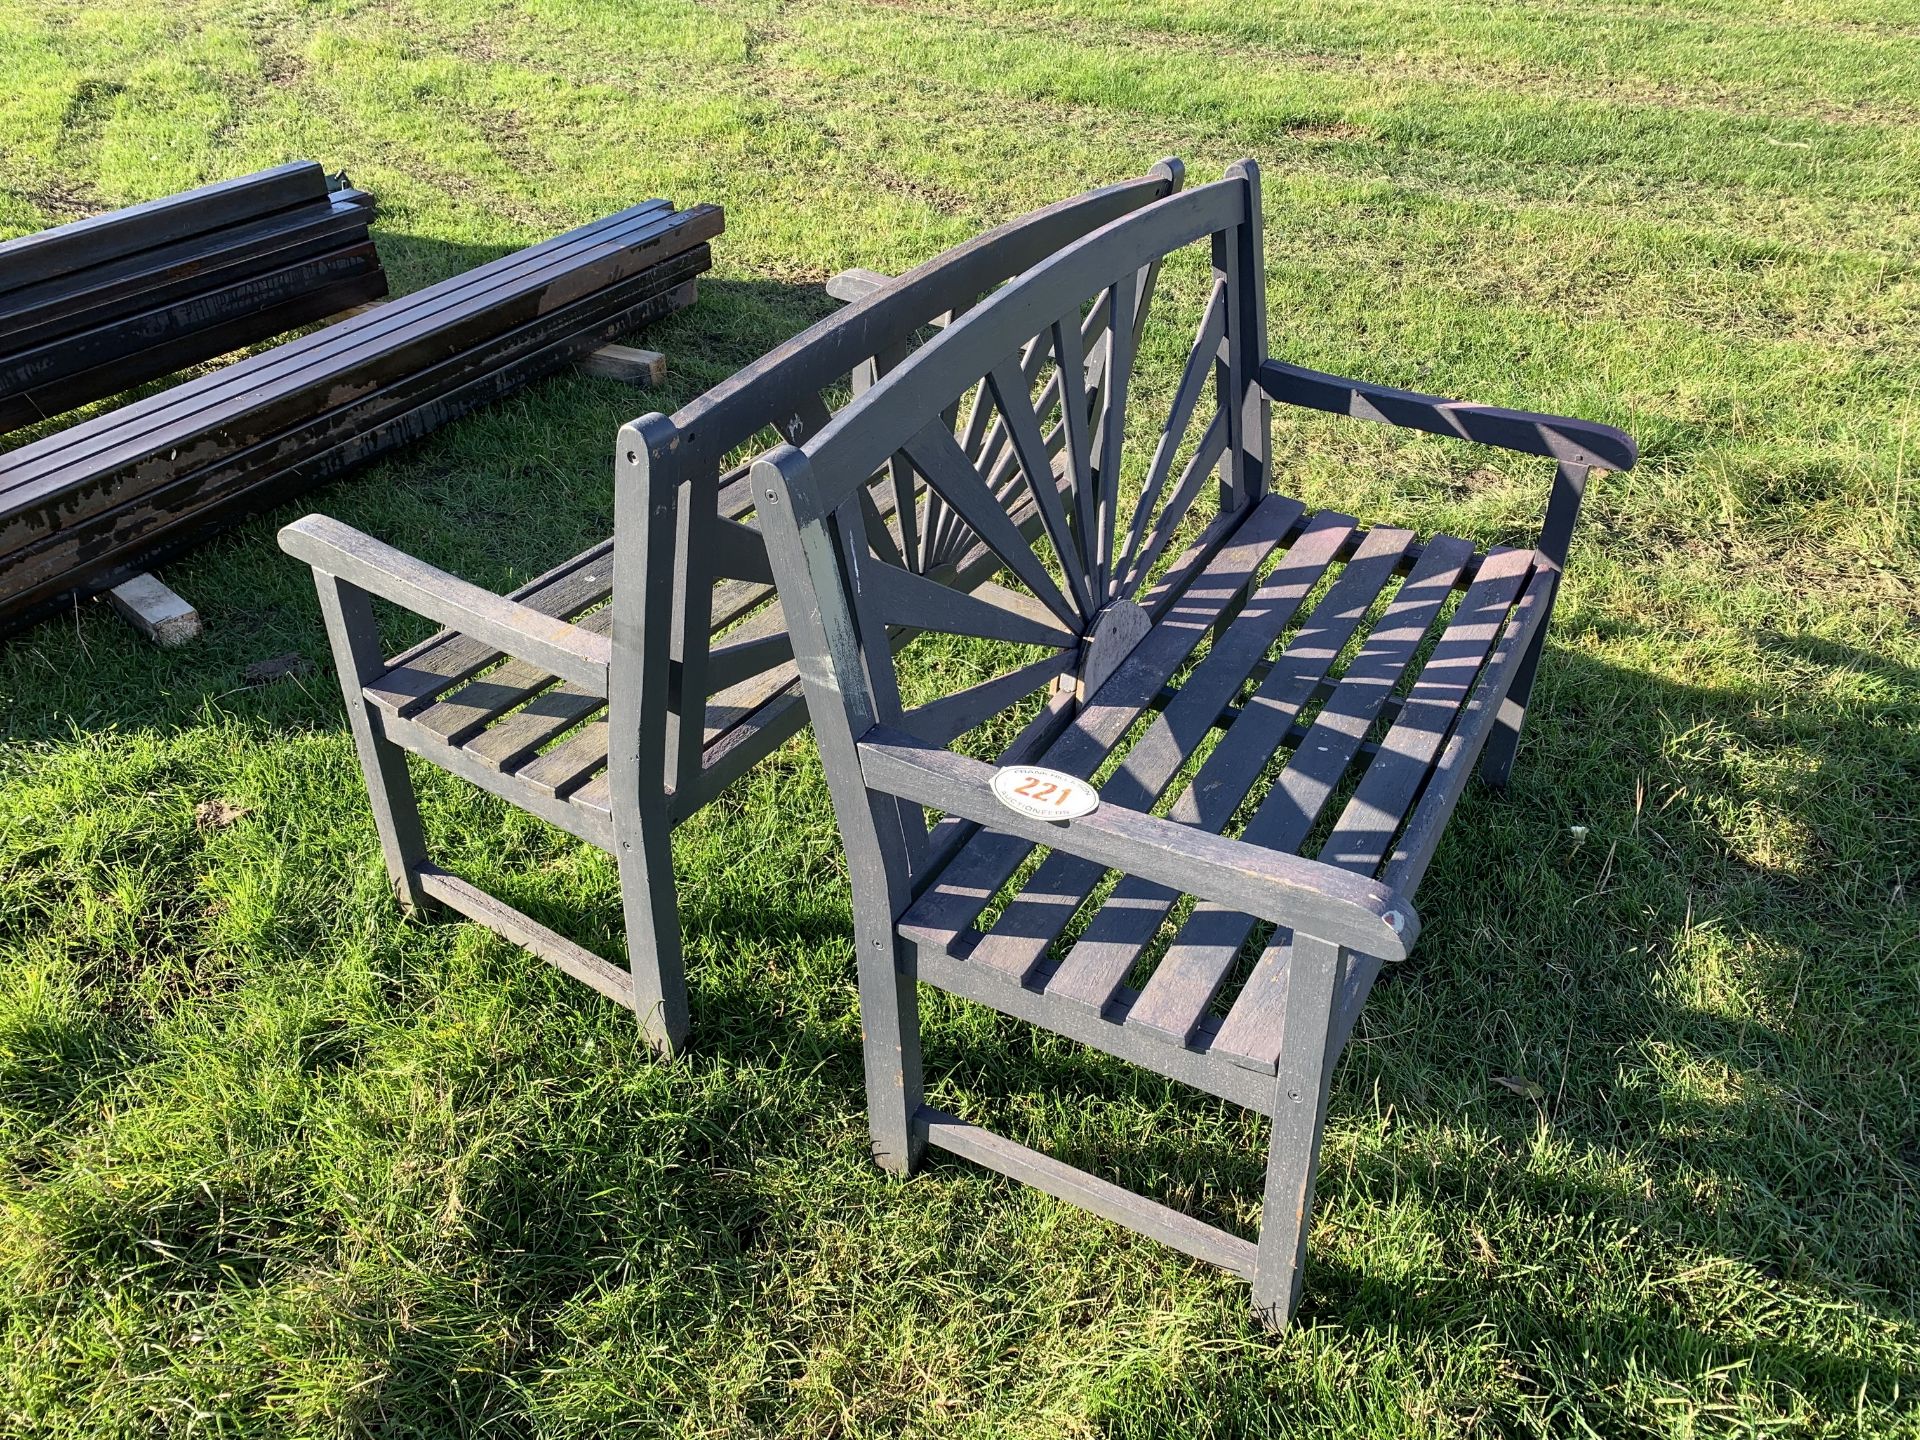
left=611, top=413, right=687, bottom=810
left=1215, top=158, right=1272, bottom=512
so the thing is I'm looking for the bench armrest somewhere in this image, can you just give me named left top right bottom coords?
left=278, top=514, right=612, bottom=695
left=1256, top=358, right=1637, bottom=472
left=856, top=726, right=1419, bottom=962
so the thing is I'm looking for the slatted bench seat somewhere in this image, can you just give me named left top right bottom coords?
left=752, top=159, right=1637, bottom=1328
left=277, top=163, right=1187, bottom=1053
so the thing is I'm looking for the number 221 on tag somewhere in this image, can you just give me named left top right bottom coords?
left=989, top=765, right=1100, bottom=821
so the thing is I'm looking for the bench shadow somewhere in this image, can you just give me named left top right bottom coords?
left=348, top=611, right=1909, bottom=1425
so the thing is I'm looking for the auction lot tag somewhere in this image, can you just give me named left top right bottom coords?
left=990, top=765, right=1100, bottom=822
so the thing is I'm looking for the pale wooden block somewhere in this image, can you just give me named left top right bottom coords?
left=827, top=267, right=952, bottom=326
left=578, top=343, right=667, bottom=386
left=825, top=267, right=895, bottom=303
left=107, top=573, right=202, bottom=647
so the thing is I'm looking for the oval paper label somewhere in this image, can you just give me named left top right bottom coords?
left=990, top=765, right=1100, bottom=822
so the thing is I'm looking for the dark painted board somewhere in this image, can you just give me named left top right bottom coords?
left=0, top=273, right=700, bottom=633
left=0, top=242, right=388, bottom=405
left=0, top=249, right=707, bottom=566
left=0, top=197, right=373, bottom=350
left=0, top=261, right=389, bottom=436
left=0, top=162, right=330, bottom=294
left=0, top=199, right=684, bottom=489
left=0, top=205, right=716, bottom=500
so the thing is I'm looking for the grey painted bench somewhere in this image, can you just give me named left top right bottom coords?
left=277, top=162, right=1184, bottom=1055
left=751, top=159, right=1637, bottom=1328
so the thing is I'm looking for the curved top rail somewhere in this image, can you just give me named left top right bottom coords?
left=647, top=160, right=1185, bottom=469
left=780, top=176, right=1249, bottom=516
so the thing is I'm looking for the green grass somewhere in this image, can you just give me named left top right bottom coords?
left=2, top=0, right=1918, bottom=1432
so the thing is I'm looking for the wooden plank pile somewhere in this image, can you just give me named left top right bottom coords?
left=0, top=162, right=384, bottom=434
left=0, top=195, right=720, bottom=635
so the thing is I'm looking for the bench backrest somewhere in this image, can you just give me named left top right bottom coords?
left=608, top=162, right=1187, bottom=821
left=751, top=164, right=1272, bottom=886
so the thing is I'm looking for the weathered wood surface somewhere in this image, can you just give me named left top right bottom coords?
left=752, top=158, right=1638, bottom=1330
left=578, top=343, right=667, bottom=386
left=0, top=268, right=703, bottom=630
left=0, top=194, right=376, bottom=353
left=0, top=161, right=332, bottom=293
left=0, top=166, right=384, bottom=433
left=0, top=201, right=716, bottom=635
left=0, top=245, right=387, bottom=433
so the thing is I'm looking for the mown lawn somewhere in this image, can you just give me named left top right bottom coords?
left=2, top=0, right=1917, bottom=1434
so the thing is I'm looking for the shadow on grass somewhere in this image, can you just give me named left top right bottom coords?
left=7, top=605, right=1910, bottom=1428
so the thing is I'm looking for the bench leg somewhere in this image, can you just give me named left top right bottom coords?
left=312, top=570, right=430, bottom=912
left=1476, top=615, right=1548, bottom=790
left=614, top=809, right=689, bottom=1057
left=862, top=932, right=927, bottom=1176
left=1251, top=935, right=1343, bottom=1331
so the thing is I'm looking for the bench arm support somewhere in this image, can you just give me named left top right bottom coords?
left=856, top=726, right=1419, bottom=962
left=278, top=514, right=612, bottom=695
left=1256, top=358, right=1637, bottom=472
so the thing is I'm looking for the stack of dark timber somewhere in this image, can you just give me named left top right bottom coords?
left=0, top=162, right=384, bottom=433
left=0, top=197, right=720, bottom=635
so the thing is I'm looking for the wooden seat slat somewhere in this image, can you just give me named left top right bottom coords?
left=1382, top=564, right=1558, bottom=898
left=411, top=601, right=618, bottom=744
left=1316, top=547, right=1535, bottom=877
left=1202, top=549, right=1539, bottom=1075
left=1114, top=526, right=1417, bottom=1041
left=1024, top=510, right=1366, bottom=1005
left=514, top=720, right=609, bottom=800
left=363, top=547, right=615, bottom=717
left=1127, top=534, right=1472, bottom=1066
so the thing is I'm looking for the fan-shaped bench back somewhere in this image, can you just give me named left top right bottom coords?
left=751, top=165, right=1270, bottom=881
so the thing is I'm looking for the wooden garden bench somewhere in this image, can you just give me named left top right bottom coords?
left=276, top=163, right=1186, bottom=1055
left=750, top=159, right=1637, bottom=1328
